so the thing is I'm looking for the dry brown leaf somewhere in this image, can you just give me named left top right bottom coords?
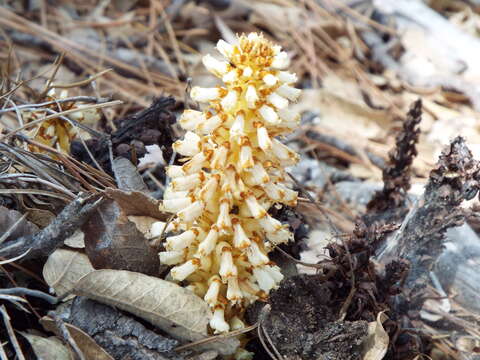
left=112, top=157, right=148, bottom=192
left=40, top=317, right=114, bottom=360
left=105, top=187, right=168, bottom=220
left=73, top=270, right=211, bottom=342
left=82, top=198, right=160, bottom=275
left=43, top=249, right=94, bottom=297
left=21, top=332, right=74, bottom=360
left=362, top=312, right=389, bottom=360
left=26, top=208, right=56, bottom=228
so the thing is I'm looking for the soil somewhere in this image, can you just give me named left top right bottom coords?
left=262, top=275, right=369, bottom=360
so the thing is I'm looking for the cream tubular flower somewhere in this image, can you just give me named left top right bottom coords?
left=216, top=39, right=234, bottom=58
left=227, top=277, right=243, bottom=303
left=259, top=105, right=279, bottom=124
left=182, top=151, right=207, bottom=174
left=245, top=193, right=267, bottom=219
left=230, top=113, right=245, bottom=140
left=218, top=243, right=237, bottom=278
left=276, top=84, right=301, bottom=101
left=191, top=87, right=221, bottom=103
left=204, top=275, right=222, bottom=306
left=217, top=199, right=232, bottom=231
left=171, top=173, right=203, bottom=191
left=158, top=32, right=301, bottom=333
left=166, top=165, right=186, bottom=178
left=246, top=240, right=269, bottom=266
left=163, top=189, right=188, bottom=200
left=159, top=250, right=185, bottom=265
left=229, top=316, right=246, bottom=331
left=150, top=221, right=166, bottom=238
left=202, top=54, right=229, bottom=76
left=271, top=51, right=290, bottom=69
left=163, top=197, right=192, bottom=213
left=240, top=138, right=254, bottom=169
left=263, top=73, right=278, bottom=86
left=179, top=110, right=205, bottom=131
left=271, top=139, right=299, bottom=165
left=165, top=230, right=197, bottom=251
left=177, top=201, right=204, bottom=223
left=232, top=219, right=251, bottom=249
left=197, top=225, right=219, bottom=256
left=211, top=143, right=229, bottom=169
left=173, top=131, right=201, bottom=156
left=221, top=90, right=238, bottom=111
left=277, top=71, right=297, bottom=83
left=259, top=214, right=283, bottom=234
left=245, top=163, right=269, bottom=186
left=246, top=86, right=259, bottom=109
left=267, top=92, right=288, bottom=109
left=171, top=259, right=199, bottom=281
left=197, top=115, right=222, bottom=134
left=210, top=306, right=230, bottom=333
left=257, top=126, right=272, bottom=152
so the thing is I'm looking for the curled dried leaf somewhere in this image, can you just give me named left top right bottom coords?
left=21, top=332, right=74, bottom=360
left=40, top=317, right=114, bottom=360
left=362, top=312, right=389, bottom=360
left=73, top=270, right=211, bottom=341
left=43, top=249, right=94, bottom=297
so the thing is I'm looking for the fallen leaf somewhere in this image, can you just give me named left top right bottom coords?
left=82, top=198, right=160, bottom=275
left=43, top=249, right=94, bottom=297
left=105, top=187, right=168, bottom=220
left=362, top=312, right=389, bottom=360
left=0, top=206, right=38, bottom=242
left=64, top=230, right=85, bottom=249
left=73, top=270, right=211, bottom=342
left=293, top=89, right=391, bottom=139
left=112, top=157, right=148, bottom=192
left=26, top=208, right=56, bottom=228
left=127, top=215, right=159, bottom=238
left=21, top=332, right=74, bottom=360
left=40, top=317, right=114, bottom=360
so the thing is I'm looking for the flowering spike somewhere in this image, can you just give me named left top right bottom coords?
left=158, top=33, right=300, bottom=333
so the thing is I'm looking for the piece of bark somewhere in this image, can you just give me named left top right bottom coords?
left=0, top=196, right=101, bottom=260
left=67, top=297, right=183, bottom=360
left=378, top=137, right=480, bottom=289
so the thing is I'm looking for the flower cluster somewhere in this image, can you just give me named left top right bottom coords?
left=26, top=89, right=100, bottom=154
left=155, top=33, right=301, bottom=333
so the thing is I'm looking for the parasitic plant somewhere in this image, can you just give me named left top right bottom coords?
left=156, top=33, right=301, bottom=333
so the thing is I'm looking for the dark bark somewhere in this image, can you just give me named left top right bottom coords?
left=68, top=297, right=183, bottom=360
left=0, top=195, right=101, bottom=260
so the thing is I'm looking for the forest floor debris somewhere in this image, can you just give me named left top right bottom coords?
left=2, top=1, right=480, bottom=359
